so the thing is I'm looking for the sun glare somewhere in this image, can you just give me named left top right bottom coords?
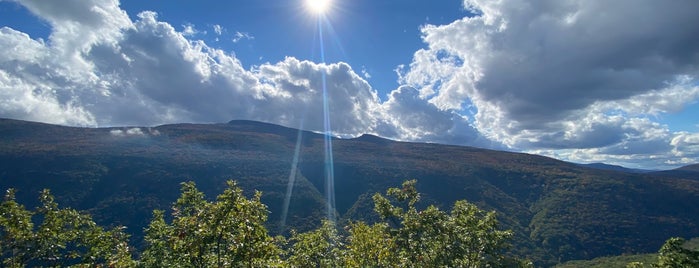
left=306, top=0, right=331, bottom=15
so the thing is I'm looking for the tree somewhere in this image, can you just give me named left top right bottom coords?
left=139, top=210, right=176, bottom=267
left=4, top=179, right=529, bottom=267
left=0, top=189, right=34, bottom=267
left=653, top=237, right=699, bottom=268
left=372, top=180, right=529, bottom=267
left=286, top=220, right=343, bottom=267
left=343, top=221, right=397, bottom=267
left=140, top=180, right=282, bottom=267
left=0, top=188, right=134, bottom=267
left=627, top=261, right=646, bottom=268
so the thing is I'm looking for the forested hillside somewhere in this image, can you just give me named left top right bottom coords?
left=1, top=118, right=699, bottom=266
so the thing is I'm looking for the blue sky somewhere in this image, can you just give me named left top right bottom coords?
left=1, top=0, right=698, bottom=169
left=116, top=0, right=468, bottom=96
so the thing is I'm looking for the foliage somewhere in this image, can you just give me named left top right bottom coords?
left=555, top=254, right=657, bottom=268
left=283, top=179, right=528, bottom=267
left=653, top=237, right=699, bottom=268
left=285, top=220, right=343, bottom=267
left=372, top=180, right=530, bottom=267
left=2, top=180, right=529, bottom=267
left=140, top=180, right=282, bottom=267
left=0, top=188, right=134, bottom=267
left=343, top=221, right=397, bottom=267
left=557, top=237, right=699, bottom=268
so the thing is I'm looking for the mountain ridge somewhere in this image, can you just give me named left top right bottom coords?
left=576, top=162, right=656, bottom=173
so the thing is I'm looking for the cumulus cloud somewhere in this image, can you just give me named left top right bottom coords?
left=2, top=0, right=699, bottom=168
left=408, top=0, right=699, bottom=125
left=399, top=0, right=699, bottom=167
left=0, top=0, right=499, bottom=150
left=378, top=86, right=497, bottom=147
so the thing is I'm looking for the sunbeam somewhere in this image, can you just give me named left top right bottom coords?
left=280, top=119, right=305, bottom=231
left=318, top=16, right=337, bottom=224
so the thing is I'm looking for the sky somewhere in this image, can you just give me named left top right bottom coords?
left=0, top=0, right=698, bottom=170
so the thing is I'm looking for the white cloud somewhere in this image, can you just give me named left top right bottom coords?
left=110, top=127, right=142, bottom=136
left=213, top=24, right=223, bottom=35
left=2, top=0, right=699, bottom=168
left=377, top=86, right=495, bottom=147
left=181, top=23, right=200, bottom=36
left=0, top=1, right=499, bottom=149
left=109, top=127, right=160, bottom=137
left=232, top=31, right=253, bottom=43
left=671, top=132, right=699, bottom=158
left=398, top=0, right=699, bottom=167
left=0, top=68, right=96, bottom=126
left=361, top=66, right=371, bottom=79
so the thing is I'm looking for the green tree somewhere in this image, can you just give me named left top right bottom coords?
left=343, top=221, right=397, bottom=267
left=4, top=179, right=529, bottom=267
left=627, top=261, right=647, bottom=268
left=286, top=220, right=343, bottom=267
left=140, top=180, right=282, bottom=267
left=372, top=180, right=527, bottom=267
left=139, top=209, right=176, bottom=267
left=653, top=237, right=699, bottom=268
left=0, top=189, right=34, bottom=267
left=0, top=188, right=134, bottom=267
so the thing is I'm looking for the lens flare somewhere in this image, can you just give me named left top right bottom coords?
left=318, top=16, right=337, bottom=224
left=285, top=0, right=337, bottom=227
left=280, top=121, right=305, bottom=231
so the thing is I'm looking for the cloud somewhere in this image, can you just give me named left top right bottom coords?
left=110, top=127, right=160, bottom=137
left=378, top=86, right=496, bottom=147
left=408, top=0, right=699, bottom=125
left=361, top=66, right=371, bottom=80
left=0, top=65, right=96, bottom=126
left=2, top=0, right=699, bottom=168
left=399, top=0, right=699, bottom=166
left=15, top=0, right=131, bottom=63
left=110, top=127, right=142, bottom=136
left=0, top=0, right=499, bottom=150
left=251, top=58, right=383, bottom=137
left=213, top=24, right=223, bottom=35
left=232, top=31, right=254, bottom=43
left=181, top=23, right=201, bottom=36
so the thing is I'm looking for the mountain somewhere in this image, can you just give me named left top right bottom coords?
left=576, top=162, right=654, bottom=173
left=1, top=118, right=699, bottom=266
left=677, top=164, right=699, bottom=172
left=647, top=164, right=699, bottom=181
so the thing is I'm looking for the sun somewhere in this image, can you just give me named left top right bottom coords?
left=306, top=0, right=331, bottom=15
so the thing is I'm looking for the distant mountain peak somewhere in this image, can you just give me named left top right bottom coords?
left=226, top=119, right=295, bottom=132
left=228, top=119, right=282, bottom=127
left=351, top=133, right=392, bottom=144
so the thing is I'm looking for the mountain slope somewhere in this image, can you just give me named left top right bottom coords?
left=577, top=162, right=654, bottom=173
left=677, top=164, right=699, bottom=172
left=648, top=164, right=699, bottom=181
left=1, top=118, right=699, bottom=265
